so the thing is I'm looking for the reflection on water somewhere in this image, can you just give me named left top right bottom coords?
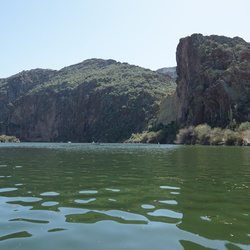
left=0, top=143, right=249, bottom=249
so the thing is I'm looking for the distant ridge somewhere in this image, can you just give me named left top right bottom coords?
left=157, top=67, right=177, bottom=81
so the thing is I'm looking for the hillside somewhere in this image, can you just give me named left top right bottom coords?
left=0, top=59, right=176, bottom=142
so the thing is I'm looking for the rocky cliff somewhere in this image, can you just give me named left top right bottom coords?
left=0, top=69, right=55, bottom=121
left=158, top=34, right=250, bottom=128
left=0, top=59, right=175, bottom=142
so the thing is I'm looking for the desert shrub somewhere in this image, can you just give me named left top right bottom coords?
left=210, top=136, right=223, bottom=145
left=140, top=130, right=166, bottom=143
left=210, top=127, right=224, bottom=145
left=126, top=133, right=144, bottom=143
left=175, top=122, right=250, bottom=146
left=194, top=124, right=212, bottom=145
left=237, top=122, right=250, bottom=132
left=0, top=135, right=20, bottom=142
left=175, top=126, right=197, bottom=145
left=223, top=130, right=243, bottom=146
left=242, top=130, right=250, bottom=144
left=125, top=122, right=177, bottom=144
left=143, top=131, right=158, bottom=143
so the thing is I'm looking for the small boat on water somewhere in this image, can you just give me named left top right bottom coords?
left=92, top=141, right=100, bottom=145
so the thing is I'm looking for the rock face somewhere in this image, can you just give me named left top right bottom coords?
left=0, top=59, right=175, bottom=142
left=0, top=69, right=55, bottom=121
left=158, top=34, right=250, bottom=128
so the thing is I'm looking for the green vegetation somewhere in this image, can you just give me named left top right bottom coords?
left=125, top=122, right=177, bottom=144
left=26, top=60, right=176, bottom=96
left=175, top=122, right=250, bottom=146
left=0, top=135, right=20, bottom=143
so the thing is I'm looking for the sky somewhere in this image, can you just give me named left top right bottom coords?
left=1, top=0, right=250, bottom=78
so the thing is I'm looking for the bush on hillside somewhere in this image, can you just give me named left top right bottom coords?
left=209, top=127, right=224, bottom=145
left=0, top=135, right=20, bottom=143
left=223, top=130, right=243, bottom=146
left=194, top=124, right=212, bottom=145
left=237, top=122, right=250, bottom=132
left=125, top=122, right=177, bottom=144
left=242, top=130, right=250, bottom=144
left=175, top=121, right=249, bottom=146
left=175, top=126, right=197, bottom=145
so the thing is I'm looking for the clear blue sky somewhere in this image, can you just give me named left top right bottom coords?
left=1, top=0, right=250, bottom=78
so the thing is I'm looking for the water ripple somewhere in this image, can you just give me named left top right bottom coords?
left=0, top=187, right=18, bottom=193
left=105, top=188, right=120, bottom=192
left=170, top=191, right=180, bottom=195
left=200, top=216, right=212, bottom=222
left=15, top=165, right=23, bottom=168
left=104, top=210, right=148, bottom=222
left=160, top=186, right=181, bottom=190
left=159, top=200, right=178, bottom=205
left=9, top=218, right=49, bottom=224
left=108, top=199, right=116, bottom=202
left=79, top=190, right=98, bottom=194
left=42, top=201, right=60, bottom=207
left=141, top=204, right=155, bottom=209
left=65, top=210, right=148, bottom=225
left=7, top=197, right=42, bottom=203
left=75, top=198, right=96, bottom=204
left=148, top=209, right=183, bottom=219
left=48, top=228, right=68, bottom=233
left=40, top=192, right=60, bottom=196
left=0, top=231, right=32, bottom=241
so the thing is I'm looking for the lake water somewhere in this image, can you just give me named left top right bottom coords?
left=0, top=143, right=249, bottom=250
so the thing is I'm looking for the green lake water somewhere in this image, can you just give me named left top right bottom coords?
left=0, top=143, right=249, bottom=250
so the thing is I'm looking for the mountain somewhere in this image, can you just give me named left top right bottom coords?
left=1, top=34, right=249, bottom=143
left=158, top=34, right=250, bottom=128
left=157, top=67, right=177, bottom=81
left=0, top=59, right=176, bottom=142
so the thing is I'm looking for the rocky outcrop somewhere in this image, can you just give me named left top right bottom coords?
left=158, top=34, right=250, bottom=128
left=0, top=59, right=175, bottom=142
